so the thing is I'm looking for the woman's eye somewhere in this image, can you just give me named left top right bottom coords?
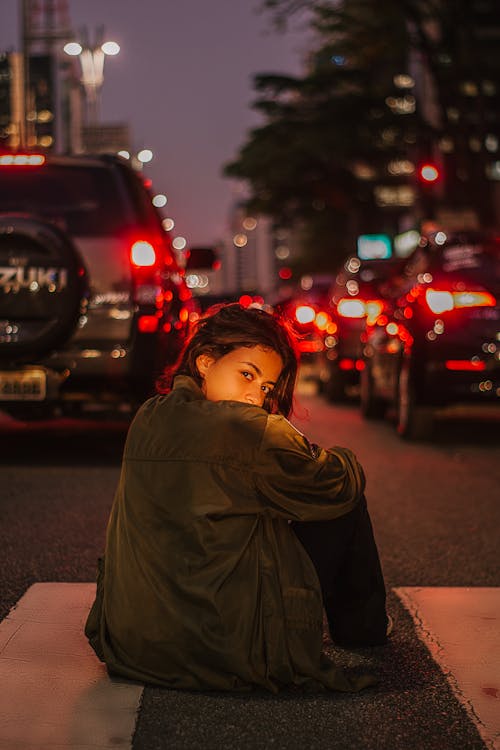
left=261, top=385, right=272, bottom=395
left=241, top=371, right=252, bottom=381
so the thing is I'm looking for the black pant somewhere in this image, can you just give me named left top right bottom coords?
left=292, top=495, right=388, bottom=647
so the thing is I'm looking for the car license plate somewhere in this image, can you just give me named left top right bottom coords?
left=0, top=369, right=47, bottom=401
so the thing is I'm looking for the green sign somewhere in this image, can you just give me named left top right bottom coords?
left=357, top=234, right=392, bottom=260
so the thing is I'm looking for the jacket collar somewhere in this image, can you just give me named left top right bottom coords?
left=172, top=375, right=205, bottom=400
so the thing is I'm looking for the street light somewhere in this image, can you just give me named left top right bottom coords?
left=137, top=149, right=154, bottom=164
left=64, top=30, right=120, bottom=123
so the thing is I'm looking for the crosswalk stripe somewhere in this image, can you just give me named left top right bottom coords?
left=395, top=587, right=500, bottom=750
left=0, top=583, right=142, bottom=750
left=2, top=583, right=499, bottom=748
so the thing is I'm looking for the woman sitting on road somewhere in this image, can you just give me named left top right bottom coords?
left=86, top=303, right=390, bottom=692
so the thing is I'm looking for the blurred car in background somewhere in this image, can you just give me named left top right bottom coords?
left=0, top=151, right=196, bottom=420
left=323, top=255, right=405, bottom=401
left=274, top=275, right=334, bottom=393
left=360, top=230, right=500, bottom=439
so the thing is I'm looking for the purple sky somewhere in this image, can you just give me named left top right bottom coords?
left=1, top=0, right=311, bottom=246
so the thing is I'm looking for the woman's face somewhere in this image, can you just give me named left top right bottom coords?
left=196, top=345, right=283, bottom=408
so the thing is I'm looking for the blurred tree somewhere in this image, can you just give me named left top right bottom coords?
left=225, top=0, right=499, bottom=271
left=225, top=0, right=429, bottom=271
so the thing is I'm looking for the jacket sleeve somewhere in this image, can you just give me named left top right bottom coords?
left=253, top=414, right=366, bottom=521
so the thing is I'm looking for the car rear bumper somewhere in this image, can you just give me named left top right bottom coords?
left=0, top=342, right=152, bottom=416
left=416, top=358, right=499, bottom=404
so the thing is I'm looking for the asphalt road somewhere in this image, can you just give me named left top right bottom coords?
left=0, top=393, right=499, bottom=749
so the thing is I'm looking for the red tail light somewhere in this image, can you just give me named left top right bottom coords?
left=138, top=315, right=159, bottom=333
left=337, top=298, right=366, bottom=318
left=339, top=358, right=355, bottom=370
left=425, top=288, right=496, bottom=314
left=453, top=291, right=496, bottom=309
left=445, top=360, right=486, bottom=371
left=314, top=311, right=331, bottom=330
left=131, top=240, right=156, bottom=267
left=337, top=298, right=384, bottom=324
left=338, top=358, right=365, bottom=371
left=365, top=300, right=384, bottom=325
left=295, top=305, right=316, bottom=325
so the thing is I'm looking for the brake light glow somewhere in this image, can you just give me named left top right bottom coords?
left=425, top=288, right=496, bottom=314
left=315, top=311, right=330, bottom=330
left=453, top=291, right=496, bottom=309
left=337, top=298, right=366, bottom=318
left=339, top=359, right=354, bottom=370
left=295, top=305, right=316, bottom=325
left=298, top=339, right=324, bottom=353
left=365, top=300, right=384, bottom=325
left=445, top=360, right=486, bottom=371
left=0, top=153, right=46, bottom=166
left=131, top=240, right=156, bottom=267
left=425, top=290, right=453, bottom=313
left=138, top=315, right=159, bottom=333
left=339, top=358, right=365, bottom=371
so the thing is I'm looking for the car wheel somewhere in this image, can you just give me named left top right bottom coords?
left=360, top=361, right=385, bottom=419
left=397, top=361, right=434, bottom=440
left=0, top=215, right=88, bottom=362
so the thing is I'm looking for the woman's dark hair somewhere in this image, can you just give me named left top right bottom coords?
left=157, top=303, right=299, bottom=417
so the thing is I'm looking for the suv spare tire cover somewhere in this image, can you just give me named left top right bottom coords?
left=0, top=214, right=88, bottom=361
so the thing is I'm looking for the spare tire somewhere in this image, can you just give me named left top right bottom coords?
left=0, top=214, right=88, bottom=362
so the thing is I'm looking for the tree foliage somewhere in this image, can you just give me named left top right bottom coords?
left=225, top=1, right=499, bottom=271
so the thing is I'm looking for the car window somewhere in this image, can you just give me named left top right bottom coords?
left=115, top=163, right=164, bottom=231
left=0, top=165, right=131, bottom=236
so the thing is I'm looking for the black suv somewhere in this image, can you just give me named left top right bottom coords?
left=0, top=152, right=195, bottom=420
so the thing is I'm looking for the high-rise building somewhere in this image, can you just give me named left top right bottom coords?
left=0, top=52, right=24, bottom=150
left=410, top=0, right=500, bottom=229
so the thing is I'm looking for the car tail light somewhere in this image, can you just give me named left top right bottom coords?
left=0, top=153, right=46, bottom=166
left=295, top=305, right=316, bottom=325
left=453, top=291, right=496, bottom=309
left=338, top=358, right=364, bottom=370
left=365, top=300, right=384, bottom=325
left=336, top=298, right=384, bottom=322
left=425, top=288, right=496, bottom=314
left=445, top=360, right=486, bottom=371
left=337, top=298, right=366, bottom=318
left=314, top=311, right=331, bottom=330
left=137, top=315, right=159, bottom=333
left=298, top=339, right=324, bottom=353
left=131, top=240, right=156, bottom=267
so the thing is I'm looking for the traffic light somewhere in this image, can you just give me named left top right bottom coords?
left=418, top=163, right=440, bottom=184
left=417, top=162, right=442, bottom=221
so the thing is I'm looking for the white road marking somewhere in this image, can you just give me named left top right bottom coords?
left=0, top=583, right=143, bottom=750
left=395, top=587, right=500, bottom=750
left=1, top=584, right=498, bottom=748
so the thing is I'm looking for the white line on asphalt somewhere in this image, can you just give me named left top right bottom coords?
left=0, top=583, right=143, bottom=750
left=2, top=584, right=499, bottom=748
left=395, top=586, right=500, bottom=750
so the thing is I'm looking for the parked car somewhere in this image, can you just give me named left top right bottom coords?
left=360, top=230, right=500, bottom=439
left=323, top=255, right=405, bottom=401
left=0, top=151, right=196, bottom=420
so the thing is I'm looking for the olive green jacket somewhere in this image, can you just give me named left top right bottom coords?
left=85, top=376, right=374, bottom=692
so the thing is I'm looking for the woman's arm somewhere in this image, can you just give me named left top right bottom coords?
left=254, top=414, right=365, bottom=522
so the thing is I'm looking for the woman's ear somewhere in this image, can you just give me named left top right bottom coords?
left=195, top=353, right=215, bottom=378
